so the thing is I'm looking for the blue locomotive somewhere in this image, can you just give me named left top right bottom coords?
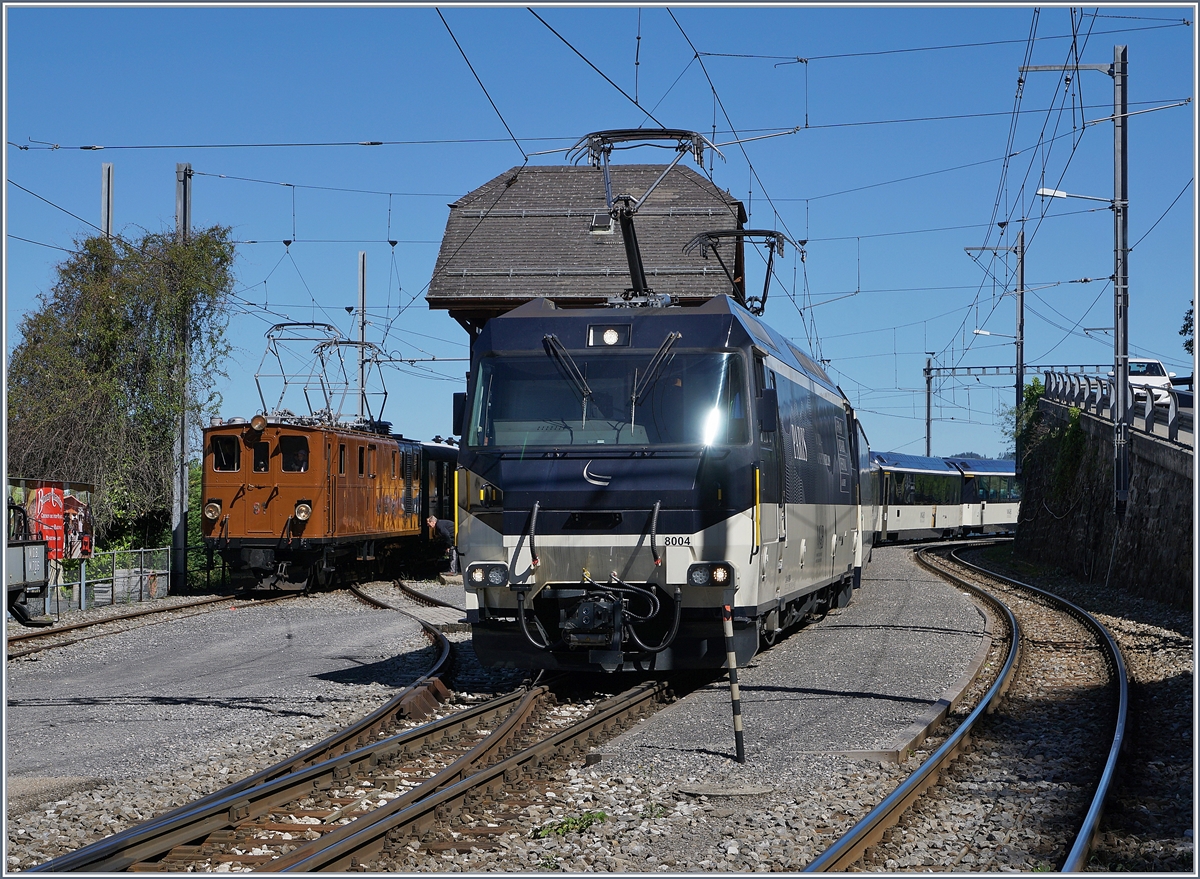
left=452, top=294, right=874, bottom=672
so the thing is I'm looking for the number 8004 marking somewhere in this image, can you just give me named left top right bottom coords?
left=663, top=536, right=691, bottom=546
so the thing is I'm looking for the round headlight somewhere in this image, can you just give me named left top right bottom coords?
left=688, top=565, right=711, bottom=587
left=486, top=566, right=508, bottom=586
left=603, top=328, right=619, bottom=346
left=469, top=567, right=486, bottom=584
left=203, top=502, right=221, bottom=521
left=711, top=565, right=729, bottom=584
left=294, top=503, right=312, bottom=521
left=250, top=414, right=268, bottom=432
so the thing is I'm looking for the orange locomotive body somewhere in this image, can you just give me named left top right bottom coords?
left=201, top=414, right=457, bottom=588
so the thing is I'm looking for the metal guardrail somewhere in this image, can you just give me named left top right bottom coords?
left=1042, top=371, right=1193, bottom=446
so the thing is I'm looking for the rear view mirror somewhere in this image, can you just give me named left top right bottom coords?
left=758, top=388, right=779, bottom=432
left=452, top=392, right=466, bottom=437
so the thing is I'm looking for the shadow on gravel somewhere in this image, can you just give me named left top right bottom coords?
left=814, top=622, right=988, bottom=637
left=6, top=695, right=324, bottom=717
left=727, top=683, right=940, bottom=707
left=312, top=649, right=438, bottom=689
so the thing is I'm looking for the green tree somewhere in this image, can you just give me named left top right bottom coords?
left=998, top=377, right=1045, bottom=460
left=7, top=228, right=237, bottom=545
left=1181, top=306, right=1193, bottom=356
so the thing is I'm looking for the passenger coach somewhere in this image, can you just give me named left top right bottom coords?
left=871, top=452, right=1020, bottom=542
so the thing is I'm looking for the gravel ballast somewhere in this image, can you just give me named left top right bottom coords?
left=6, top=547, right=1192, bottom=872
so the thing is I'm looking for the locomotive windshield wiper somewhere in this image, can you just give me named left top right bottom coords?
left=630, top=331, right=682, bottom=431
left=543, top=334, right=593, bottom=426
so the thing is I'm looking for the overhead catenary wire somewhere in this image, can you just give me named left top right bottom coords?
left=528, top=7, right=666, bottom=129
left=693, top=20, right=1189, bottom=63
left=438, top=9, right=528, bottom=161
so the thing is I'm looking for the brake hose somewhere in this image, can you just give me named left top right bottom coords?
left=528, top=500, right=540, bottom=568
left=516, top=590, right=551, bottom=650
left=626, top=586, right=683, bottom=653
left=650, top=500, right=661, bottom=567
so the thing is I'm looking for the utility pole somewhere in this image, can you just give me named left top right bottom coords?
left=171, top=163, right=192, bottom=593
left=924, top=357, right=933, bottom=456
left=965, top=227, right=1025, bottom=473
left=357, top=251, right=367, bottom=419
left=1022, top=45, right=1129, bottom=515
left=100, top=163, right=114, bottom=238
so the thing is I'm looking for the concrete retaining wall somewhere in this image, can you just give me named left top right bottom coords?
left=1014, top=398, right=1193, bottom=607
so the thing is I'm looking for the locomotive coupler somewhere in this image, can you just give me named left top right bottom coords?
left=561, top=593, right=623, bottom=651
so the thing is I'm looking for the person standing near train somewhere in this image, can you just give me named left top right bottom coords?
left=426, top=515, right=458, bottom=574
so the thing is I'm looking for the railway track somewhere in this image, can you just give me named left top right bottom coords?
left=5, top=593, right=299, bottom=660
left=31, top=662, right=671, bottom=873
left=27, top=590, right=457, bottom=873
left=806, top=543, right=1128, bottom=872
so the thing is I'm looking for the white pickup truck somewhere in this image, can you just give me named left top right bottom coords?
left=1125, top=358, right=1177, bottom=405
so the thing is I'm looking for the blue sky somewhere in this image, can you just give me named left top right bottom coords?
left=5, top=5, right=1196, bottom=459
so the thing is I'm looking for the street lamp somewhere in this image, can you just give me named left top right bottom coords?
left=1035, top=187, right=1114, bottom=204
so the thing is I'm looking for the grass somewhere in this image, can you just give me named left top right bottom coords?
left=532, top=811, right=607, bottom=839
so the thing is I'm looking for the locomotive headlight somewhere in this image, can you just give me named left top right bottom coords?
left=603, top=328, right=620, bottom=346
left=467, top=564, right=509, bottom=589
left=250, top=414, right=268, bottom=432
left=687, top=562, right=734, bottom=588
left=203, top=501, right=222, bottom=521
left=294, top=502, right=313, bottom=521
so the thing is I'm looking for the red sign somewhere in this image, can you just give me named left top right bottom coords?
left=31, top=485, right=65, bottom=561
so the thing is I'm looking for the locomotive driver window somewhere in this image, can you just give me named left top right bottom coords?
left=467, top=350, right=749, bottom=447
left=280, top=436, right=309, bottom=472
left=211, top=436, right=239, bottom=471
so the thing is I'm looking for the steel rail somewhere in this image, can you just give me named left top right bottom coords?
left=947, top=547, right=1129, bottom=872
left=265, top=680, right=669, bottom=872
left=804, top=547, right=1022, bottom=872
left=393, top=579, right=467, bottom=611
left=5, top=593, right=283, bottom=658
left=29, top=597, right=454, bottom=873
left=27, top=685, right=520, bottom=873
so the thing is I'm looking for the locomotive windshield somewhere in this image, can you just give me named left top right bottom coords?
left=467, top=350, right=748, bottom=448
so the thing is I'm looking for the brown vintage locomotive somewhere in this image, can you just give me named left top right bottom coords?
left=201, top=413, right=457, bottom=589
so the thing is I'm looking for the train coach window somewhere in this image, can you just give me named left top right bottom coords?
left=253, top=442, right=270, bottom=473
left=211, top=436, right=239, bottom=471
left=281, top=436, right=309, bottom=472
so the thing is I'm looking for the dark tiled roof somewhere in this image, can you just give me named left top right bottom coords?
left=426, top=165, right=746, bottom=322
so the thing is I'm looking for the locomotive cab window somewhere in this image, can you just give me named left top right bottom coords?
left=466, top=350, right=749, bottom=447
left=211, top=436, right=240, bottom=471
left=281, top=436, right=309, bottom=472
left=367, top=445, right=377, bottom=478
left=252, top=442, right=270, bottom=473
left=338, top=444, right=346, bottom=476
left=358, top=446, right=365, bottom=477
left=390, top=450, right=397, bottom=479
